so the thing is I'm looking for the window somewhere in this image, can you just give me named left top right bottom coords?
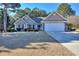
left=21, top=24, right=24, bottom=29
left=28, top=24, right=31, bottom=29
left=18, top=25, right=20, bottom=28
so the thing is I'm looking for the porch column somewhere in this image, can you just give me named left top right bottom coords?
left=42, top=23, right=45, bottom=31
left=33, top=24, right=35, bottom=29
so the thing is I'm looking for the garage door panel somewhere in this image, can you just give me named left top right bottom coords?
left=45, top=23, right=65, bottom=32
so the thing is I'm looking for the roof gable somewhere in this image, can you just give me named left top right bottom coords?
left=22, top=15, right=37, bottom=24
left=14, top=18, right=25, bottom=25
left=14, top=15, right=37, bottom=25
left=15, top=18, right=27, bottom=25
left=44, top=12, right=67, bottom=21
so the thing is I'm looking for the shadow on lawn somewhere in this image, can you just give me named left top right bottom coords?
left=25, top=46, right=48, bottom=50
left=0, top=50, right=11, bottom=53
left=0, top=32, right=57, bottom=50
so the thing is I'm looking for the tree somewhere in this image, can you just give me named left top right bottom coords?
left=57, top=3, right=76, bottom=17
left=48, top=12, right=51, bottom=15
left=24, top=8, right=31, bottom=14
left=14, top=7, right=48, bottom=18
left=8, top=16, right=16, bottom=30
left=0, top=8, right=3, bottom=32
left=31, top=7, right=40, bottom=17
left=39, top=10, right=47, bottom=17
left=0, top=3, right=21, bottom=32
left=30, top=7, right=48, bottom=17
left=15, top=8, right=31, bottom=19
left=15, top=9, right=26, bottom=18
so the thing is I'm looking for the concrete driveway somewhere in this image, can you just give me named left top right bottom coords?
left=47, top=32, right=79, bottom=56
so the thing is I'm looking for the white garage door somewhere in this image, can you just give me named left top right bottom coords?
left=44, top=23, right=65, bottom=32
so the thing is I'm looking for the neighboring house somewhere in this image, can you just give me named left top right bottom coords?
left=14, top=12, right=68, bottom=32
left=42, top=12, right=68, bottom=32
left=68, top=16, right=79, bottom=27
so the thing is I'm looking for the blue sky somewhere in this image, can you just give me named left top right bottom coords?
left=20, top=3, right=79, bottom=15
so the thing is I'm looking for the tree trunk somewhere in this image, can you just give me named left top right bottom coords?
left=3, top=6, right=7, bottom=32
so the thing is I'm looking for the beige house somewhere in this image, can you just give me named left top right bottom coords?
left=68, top=16, right=79, bottom=28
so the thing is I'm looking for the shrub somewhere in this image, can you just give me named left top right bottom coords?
left=71, top=28, right=76, bottom=31
left=0, top=28, right=3, bottom=32
left=16, top=28, right=21, bottom=31
left=7, top=28, right=16, bottom=32
left=24, top=29, right=27, bottom=31
left=67, top=23, right=76, bottom=31
left=68, top=23, right=73, bottom=30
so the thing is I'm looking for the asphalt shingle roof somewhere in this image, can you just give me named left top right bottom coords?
left=32, top=17, right=44, bottom=23
left=43, top=12, right=67, bottom=21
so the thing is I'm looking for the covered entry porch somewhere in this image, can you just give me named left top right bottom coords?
left=15, top=23, right=44, bottom=31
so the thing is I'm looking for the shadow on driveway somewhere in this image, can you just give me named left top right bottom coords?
left=47, top=32, right=79, bottom=43
left=0, top=32, right=57, bottom=49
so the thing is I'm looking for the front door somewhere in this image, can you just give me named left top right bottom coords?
left=37, top=24, right=42, bottom=31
